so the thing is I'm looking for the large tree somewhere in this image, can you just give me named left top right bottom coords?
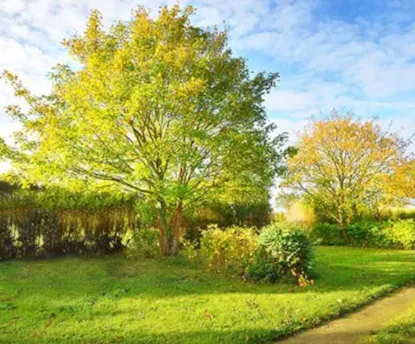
left=282, top=112, right=409, bottom=241
left=1, top=6, right=286, bottom=255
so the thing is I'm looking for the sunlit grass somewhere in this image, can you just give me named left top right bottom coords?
left=0, top=246, right=414, bottom=343
left=364, top=302, right=415, bottom=344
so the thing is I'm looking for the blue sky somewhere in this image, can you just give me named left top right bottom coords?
left=0, top=0, right=415, bottom=162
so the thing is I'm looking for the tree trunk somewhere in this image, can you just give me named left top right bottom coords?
left=157, top=199, right=183, bottom=256
left=170, top=199, right=183, bottom=255
left=158, top=230, right=172, bottom=256
left=334, top=205, right=350, bottom=244
left=339, top=221, right=350, bottom=244
left=157, top=205, right=171, bottom=256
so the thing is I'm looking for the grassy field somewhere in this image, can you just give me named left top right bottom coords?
left=1, top=246, right=414, bottom=344
left=364, top=301, right=415, bottom=344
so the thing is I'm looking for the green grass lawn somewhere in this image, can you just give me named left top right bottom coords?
left=1, top=246, right=414, bottom=344
left=364, top=302, right=415, bottom=344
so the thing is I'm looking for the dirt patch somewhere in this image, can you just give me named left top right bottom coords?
left=277, top=288, right=415, bottom=344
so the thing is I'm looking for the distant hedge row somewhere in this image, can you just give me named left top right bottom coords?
left=0, top=206, right=136, bottom=260
left=0, top=182, right=138, bottom=260
left=0, top=182, right=272, bottom=260
left=311, top=220, right=415, bottom=249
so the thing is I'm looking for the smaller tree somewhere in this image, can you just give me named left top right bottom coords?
left=385, top=159, right=415, bottom=200
left=282, top=111, right=409, bottom=241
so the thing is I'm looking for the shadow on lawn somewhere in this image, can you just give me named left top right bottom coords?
left=1, top=248, right=415, bottom=344
left=0, top=326, right=299, bottom=344
left=2, top=327, right=378, bottom=344
left=3, top=249, right=415, bottom=300
left=97, top=254, right=415, bottom=298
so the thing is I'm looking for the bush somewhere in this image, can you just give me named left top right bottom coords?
left=128, top=228, right=160, bottom=258
left=256, top=224, right=313, bottom=279
left=310, top=220, right=415, bottom=250
left=345, top=220, right=415, bottom=249
left=386, top=220, right=415, bottom=249
left=347, top=221, right=392, bottom=247
left=198, top=225, right=258, bottom=276
left=245, top=249, right=280, bottom=283
left=183, top=224, right=314, bottom=285
left=194, top=200, right=271, bottom=229
left=311, top=223, right=344, bottom=245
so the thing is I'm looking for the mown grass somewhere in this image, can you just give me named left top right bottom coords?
left=0, top=246, right=414, bottom=343
left=364, top=302, right=415, bottom=344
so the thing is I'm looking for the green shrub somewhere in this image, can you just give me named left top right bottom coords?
left=245, top=248, right=280, bottom=283
left=184, top=224, right=314, bottom=285
left=310, top=220, right=415, bottom=250
left=347, top=221, right=392, bottom=247
left=198, top=225, right=258, bottom=276
left=247, top=224, right=314, bottom=284
left=386, top=220, right=415, bottom=249
left=128, top=228, right=160, bottom=258
left=180, top=237, right=200, bottom=263
left=311, top=223, right=344, bottom=245
left=260, top=224, right=314, bottom=276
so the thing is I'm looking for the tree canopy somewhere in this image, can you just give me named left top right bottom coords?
left=1, top=6, right=286, bottom=255
left=281, top=112, right=410, bottom=240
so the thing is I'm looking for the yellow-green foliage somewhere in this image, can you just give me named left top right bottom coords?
left=0, top=204, right=136, bottom=259
left=180, top=238, right=199, bottom=261
left=127, top=228, right=160, bottom=258
left=199, top=225, right=258, bottom=276
left=1, top=5, right=284, bottom=256
left=282, top=113, right=409, bottom=231
left=387, top=220, right=415, bottom=249
left=312, top=220, right=415, bottom=249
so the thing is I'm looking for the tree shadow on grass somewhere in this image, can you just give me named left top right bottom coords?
left=99, top=249, right=415, bottom=298
left=2, top=248, right=415, bottom=299
left=3, top=327, right=378, bottom=344
left=1, top=248, right=415, bottom=344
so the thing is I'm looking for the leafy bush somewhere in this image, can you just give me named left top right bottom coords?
left=386, top=220, right=415, bottom=249
left=183, top=224, right=314, bottom=285
left=198, top=225, right=258, bottom=276
left=254, top=224, right=314, bottom=280
left=310, top=220, right=415, bottom=250
left=128, top=229, right=160, bottom=258
left=347, top=221, right=392, bottom=247
left=311, top=223, right=344, bottom=245
left=245, top=248, right=280, bottom=283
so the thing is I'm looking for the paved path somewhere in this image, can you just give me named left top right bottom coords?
left=277, top=288, right=415, bottom=344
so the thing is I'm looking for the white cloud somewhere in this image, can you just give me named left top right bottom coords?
left=235, top=1, right=415, bottom=103
left=0, top=0, right=25, bottom=14
left=273, top=117, right=306, bottom=138
left=265, top=90, right=316, bottom=111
